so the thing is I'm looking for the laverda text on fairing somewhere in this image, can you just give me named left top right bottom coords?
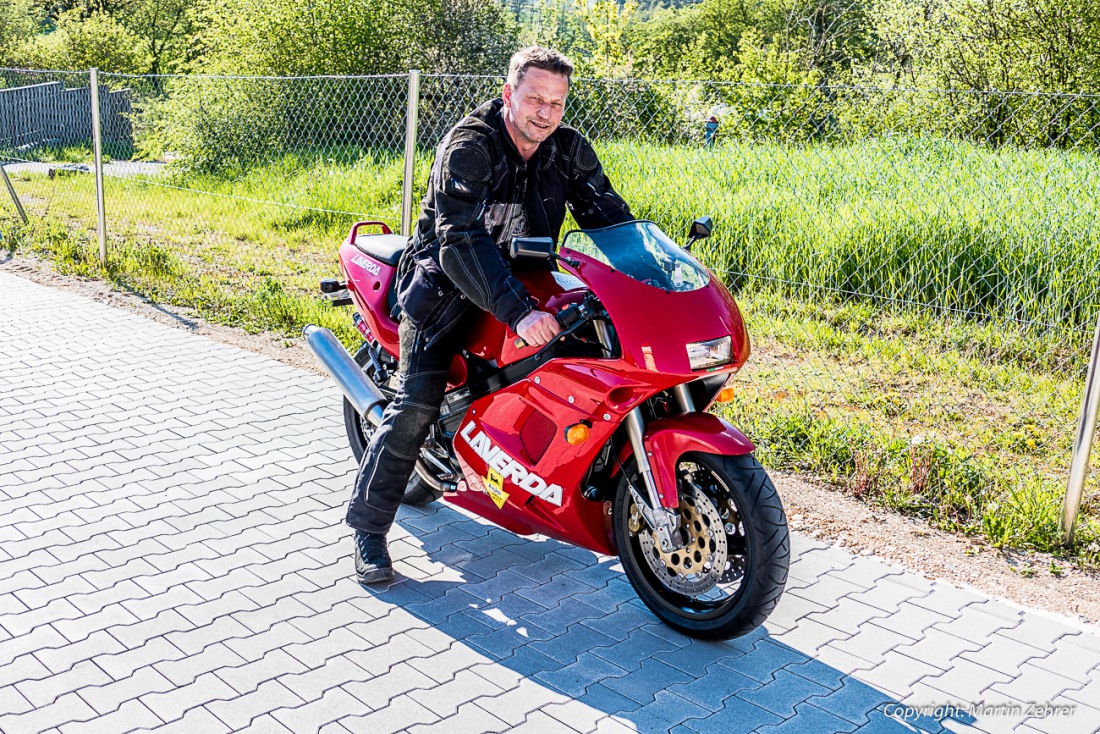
left=304, top=218, right=789, bottom=639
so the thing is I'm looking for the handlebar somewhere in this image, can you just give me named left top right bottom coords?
left=513, top=295, right=604, bottom=350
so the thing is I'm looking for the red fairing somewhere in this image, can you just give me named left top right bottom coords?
left=340, top=240, right=400, bottom=357
left=560, top=248, right=750, bottom=375
left=461, top=270, right=588, bottom=366
left=644, top=413, right=756, bottom=508
left=448, top=367, right=623, bottom=556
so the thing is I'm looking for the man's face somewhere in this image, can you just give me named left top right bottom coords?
left=502, top=67, right=570, bottom=149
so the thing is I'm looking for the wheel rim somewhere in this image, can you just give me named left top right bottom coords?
left=626, top=460, right=750, bottom=617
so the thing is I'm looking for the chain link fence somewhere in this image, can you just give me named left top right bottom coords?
left=2, top=67, right=1098, bottom=558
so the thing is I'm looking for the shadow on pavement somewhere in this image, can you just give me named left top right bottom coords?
left=356, top=500, right=967, bottom=734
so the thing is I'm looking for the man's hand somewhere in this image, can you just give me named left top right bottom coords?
left=515, top=309, right=561, bottom=347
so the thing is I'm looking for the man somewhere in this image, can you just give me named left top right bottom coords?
left=347, top=46, right=633, bottom=583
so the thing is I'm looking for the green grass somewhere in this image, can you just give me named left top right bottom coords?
left=4, top=134, right=1099, bottom=567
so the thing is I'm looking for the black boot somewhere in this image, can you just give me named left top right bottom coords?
left=354, top=531, right=394, bottom=584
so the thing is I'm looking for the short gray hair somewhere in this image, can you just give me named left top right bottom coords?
left=506, top=46, right=574, bottom=88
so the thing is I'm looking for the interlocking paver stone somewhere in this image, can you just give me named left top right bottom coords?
left=3, top=271, right=1100, bottom=734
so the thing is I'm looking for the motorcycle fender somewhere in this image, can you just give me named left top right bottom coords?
left=643, top=413, right=756, bottom=509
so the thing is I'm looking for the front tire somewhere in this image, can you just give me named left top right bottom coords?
left=613, top=452, right=789, bottom=640
left=342, top=343, right=442, bottom=506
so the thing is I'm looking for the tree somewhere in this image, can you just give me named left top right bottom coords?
left=15, top=10, right=149, bottom=72
left=0, top=0, right=41, bottom=66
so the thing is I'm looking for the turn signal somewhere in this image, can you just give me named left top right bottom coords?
left=566, top=423, right=590, bottom=445
left=715, top=384, right=736, bottom=404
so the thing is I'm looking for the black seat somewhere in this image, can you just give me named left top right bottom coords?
left=354, top=233, right=407, bottom=266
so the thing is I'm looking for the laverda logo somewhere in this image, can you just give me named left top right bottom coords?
left=351, top=255, right=381, bottom=276
left=460, top=422, right=563, bottom=506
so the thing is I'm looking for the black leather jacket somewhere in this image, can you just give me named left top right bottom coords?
left=396, top=98, right=632, bottom=348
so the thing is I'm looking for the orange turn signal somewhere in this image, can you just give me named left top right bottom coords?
left=715, top=385, right=736, bottom=404
left=566, top=423, right=590, bottom=445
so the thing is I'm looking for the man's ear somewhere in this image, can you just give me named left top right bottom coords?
left=502, top=82, right=513, bottom=105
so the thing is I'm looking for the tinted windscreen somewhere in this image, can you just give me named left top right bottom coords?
left=562, top=221, right=710, bottom=292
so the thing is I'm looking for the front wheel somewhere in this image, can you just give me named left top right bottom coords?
left=343, top=343, right=442, bottom=506
left=613, top=452, right=789, bottom=640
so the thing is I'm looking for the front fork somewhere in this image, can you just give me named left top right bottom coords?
left=625, top=401, right=689, bottom=553
left=595, top=317, right=690, bottom=552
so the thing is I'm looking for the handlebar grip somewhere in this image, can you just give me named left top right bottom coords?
left=556, top=305, right=583, bottom=329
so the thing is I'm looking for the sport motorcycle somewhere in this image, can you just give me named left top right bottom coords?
left=304, top=217, right=789, bottom=639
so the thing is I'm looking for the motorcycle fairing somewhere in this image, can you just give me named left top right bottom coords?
left=560, top=247, right=750, bottom=377
left=449, top=370, right=622, bottom=555
left=643, top=413, right=756, bottom=508
left=340, top=241, right=400, bottom=355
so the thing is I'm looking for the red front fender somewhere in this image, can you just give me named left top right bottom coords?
left=644, top=413, right=756, bottom=508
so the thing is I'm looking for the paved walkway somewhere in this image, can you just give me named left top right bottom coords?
left=1, top=269, right=1099, bottom=734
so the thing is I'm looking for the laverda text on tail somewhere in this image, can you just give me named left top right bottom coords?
left=305, top=217, right=789, bottom=639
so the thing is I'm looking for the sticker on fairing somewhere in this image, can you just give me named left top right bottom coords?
left=460, top=421, right=563, bottom=506
left=484, top=469, right=508, bottom=509
left=351, top=255, right=381, bottom=276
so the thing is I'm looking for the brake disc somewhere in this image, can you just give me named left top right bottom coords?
left=635, top=485, right=728, bottom=595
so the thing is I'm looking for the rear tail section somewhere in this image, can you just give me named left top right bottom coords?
left=339, top=221, right=404, bottom=356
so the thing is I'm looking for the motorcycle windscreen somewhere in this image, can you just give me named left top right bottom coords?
left=560, top=222, right=749, bottom=376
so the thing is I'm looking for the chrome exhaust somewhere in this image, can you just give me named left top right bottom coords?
left=302, top=324, right=386, bottom=427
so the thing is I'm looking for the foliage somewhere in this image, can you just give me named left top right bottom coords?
left=194, top=0, right=516, bottom=76
left=14, top=10, right=149, bottom=72
left=0, top=0, right=41, bottom=64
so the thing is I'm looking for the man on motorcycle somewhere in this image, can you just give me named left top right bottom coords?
left=347, top=46, right=633, bottom=583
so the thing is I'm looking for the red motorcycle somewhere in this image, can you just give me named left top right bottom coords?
left=304, top=218, right=789, bottom=639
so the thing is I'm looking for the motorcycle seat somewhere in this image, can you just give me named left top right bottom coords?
left=354, top=233, right=406, bottom=266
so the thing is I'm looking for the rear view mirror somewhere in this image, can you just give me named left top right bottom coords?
left=689, top=216, right=713, bottom=241
left=510, top=236, right=555, bottom=260
left=685, top=216, right=713, bottom=251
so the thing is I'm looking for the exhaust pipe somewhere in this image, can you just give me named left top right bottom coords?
left=302, top=324, right=386, bottom=427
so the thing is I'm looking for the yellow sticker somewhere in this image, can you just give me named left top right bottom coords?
left=485, top=468, right=509, bottom=509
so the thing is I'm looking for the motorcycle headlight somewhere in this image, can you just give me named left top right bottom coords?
left=686, top=336, right=732, bottom=370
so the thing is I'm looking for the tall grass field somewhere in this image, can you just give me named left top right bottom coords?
left=3, top=135, right=1098, bottom=566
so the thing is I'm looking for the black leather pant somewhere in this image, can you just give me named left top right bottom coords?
left=345, top=317, right=462, bottom=535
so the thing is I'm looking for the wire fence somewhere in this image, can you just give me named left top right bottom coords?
left=2, top=67, right=1098, bottom=556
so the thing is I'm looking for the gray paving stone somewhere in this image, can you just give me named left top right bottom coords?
left=0, top=684, right=34, bottom=716
left=206, top=679, right=306, bottom=730
left=338, top=695, right=441, bottom=734
left=34, top=630, right=125, bottom=674
left=850, top=650, right=943, bottom=698
left=535, top=651, right=632, bottom=698
left=409, top=699, right=510, bottom=734
left=1029, top=636, right=1100, bottom=684
left=0, top=652, right=52, bottom=689
left=893, top=628, right=985, bottom=672
left=683, top=693, right=784, bottom=732
left=76, top=666, right=176, bottom=715
left=989, top=660, right=1090, bottom=703
left=15, top=659, right=112, bottom=708
left=921, top=658, right=1015, bottom=700
left=870, top=601, right=956, bottom=642
left=272, top=687, right=373, bottom=732
left=0, top=691, right=97, bottom=733
left=154, top=642, right=249, bottom=687
left=0, top=625, right=68, bottom=668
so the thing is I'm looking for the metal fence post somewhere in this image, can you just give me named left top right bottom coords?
left=401, top=70, right=420, bottom=238
left=1061, top=309, right=1100, bottom=545
left=89, top=68, right=107, bottom=266
left=0, top=163, right=28, bottom=224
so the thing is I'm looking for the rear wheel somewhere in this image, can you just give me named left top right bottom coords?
left=343, top=344, right=442, bottom=506
left=613, top=452, right=789, bottom=640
